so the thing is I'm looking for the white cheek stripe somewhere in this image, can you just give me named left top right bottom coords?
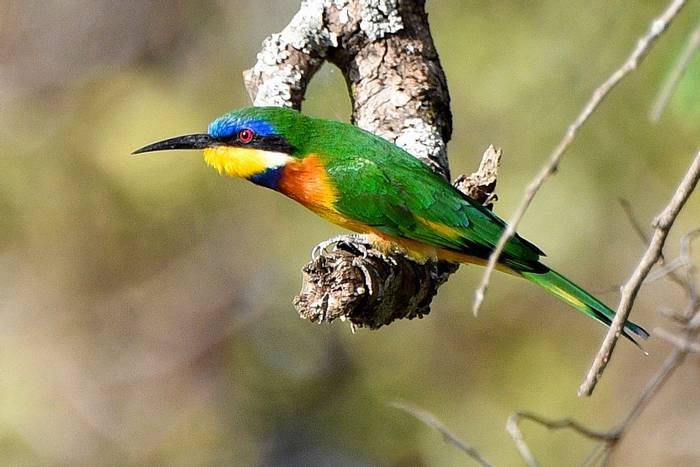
left=260, top=150, right=293, bottom=168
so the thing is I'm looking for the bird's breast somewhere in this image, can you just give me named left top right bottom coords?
left=278, top=154, right=337, bottom=211
left=276, top=154, right=372, bottom=231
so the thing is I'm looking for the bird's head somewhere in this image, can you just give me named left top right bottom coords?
left=133, top=107, right=307, bottom=184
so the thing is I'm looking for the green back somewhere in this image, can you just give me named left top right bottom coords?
left=302, top=114, right=545, bottom=266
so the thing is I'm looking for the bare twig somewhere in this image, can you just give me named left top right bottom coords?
left=506, top=411, right=617, bottom=467
left=613, top=251, right=699, bottom=432
left=645, top=227, right=700, bottom=294
left=391, top=402, right=493, bottom=467
left=643, top=256, right=687, bottom=284
left=614, top=341, right=689, bottom=433
left=650, top=21, right=700, bottom=122
left=595, top=200, right=689, bottom=294
left=578, top=149, right=700, bottom=396
left=507, top=226, right=700, bottom=463
left=619, top=197, right=689, bottom=290
left=655, top=327, right=700, bottom=353
left=581, top=443, right=613, bottom=467
left=472, top=0, right=688, bottom=316
left=679, top=229, right=700, bottom=316
left=619, top=198, right=655, bottom=251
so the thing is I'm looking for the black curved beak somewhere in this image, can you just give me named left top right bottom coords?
left=132, top=134, right=216, bottom=155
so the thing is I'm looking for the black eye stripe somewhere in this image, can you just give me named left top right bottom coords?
left=218, top=133, right=296, bottom=154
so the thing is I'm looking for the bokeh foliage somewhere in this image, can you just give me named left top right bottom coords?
left=1, top=1, right=699, bottom=465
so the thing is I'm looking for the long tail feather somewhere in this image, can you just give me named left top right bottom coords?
left=519, top=268, right=649, bottom=346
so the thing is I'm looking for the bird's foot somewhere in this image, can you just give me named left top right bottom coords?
left=311, top=234, right=365, bottom=260
left=340, top=236, right=370, bottom=259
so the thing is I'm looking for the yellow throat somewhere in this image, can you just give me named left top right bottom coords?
left=203, top=146, right=292, bottom=178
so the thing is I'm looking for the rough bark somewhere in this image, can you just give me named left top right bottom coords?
left=243, top=0, right=499, bottom=328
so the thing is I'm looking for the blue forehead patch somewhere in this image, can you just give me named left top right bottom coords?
left=208, top=115, right=276, bottom=139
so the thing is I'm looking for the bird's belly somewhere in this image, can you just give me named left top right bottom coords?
left=306, top=204, right=374, bottom=233
left=368, top=232, right=486, bottom=265
left=362, top=229, right=518, bottom=274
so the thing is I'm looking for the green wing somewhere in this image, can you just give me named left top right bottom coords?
left=323, top=140, right=544, bottom=267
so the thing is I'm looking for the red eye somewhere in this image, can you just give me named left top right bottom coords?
left=238, top=129, right=254, bottom=143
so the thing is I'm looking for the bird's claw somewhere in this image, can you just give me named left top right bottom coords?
left=311, top=235, right=350, bottom=260
left=311, top=234, right=368, bottom=260
left=345, top=238, right=370, bottom=259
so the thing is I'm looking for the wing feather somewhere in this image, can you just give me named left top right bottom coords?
left=320, top=131, right=544, bottom=265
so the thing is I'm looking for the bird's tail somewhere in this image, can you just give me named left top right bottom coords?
left=519, top=268, right=649, bottom=346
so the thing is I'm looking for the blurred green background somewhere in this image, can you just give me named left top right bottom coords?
left=1, top=1, right=699, bottom=465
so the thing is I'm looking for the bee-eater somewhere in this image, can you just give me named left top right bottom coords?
left=134, top=106, right=648, bottom=344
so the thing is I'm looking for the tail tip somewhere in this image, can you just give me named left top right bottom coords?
left=628, top=322, right=650, bottom=340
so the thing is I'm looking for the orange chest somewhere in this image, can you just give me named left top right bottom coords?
left=278, top=155, right=338, bottom=213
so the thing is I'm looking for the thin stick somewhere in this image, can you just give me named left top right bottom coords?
left=679, top=229, right=700, bottom=314
left=581, top=443, right=610, bottom=467
left=655, top=327, right=700, bottom=353
left=472, top=0, right=688, bottom=316
left=578, top=150, right=700, bottom=396
left=618, top=197, right=687, bottom=289
left=615, top=346, right=687, bottom=432
left=506, top=411, right=617, bottom=467
left=607, top=270, right=700, bottom=444
left=619, top=198, right=655, bottom=251
left=390, top=402, right=493, bottom=467
left=650, top=21, right=700, bottom=122
left=507, top=229, right=700, bottom=463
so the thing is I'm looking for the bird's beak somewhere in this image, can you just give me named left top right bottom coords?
left=132, top=133, right=216, bottom=155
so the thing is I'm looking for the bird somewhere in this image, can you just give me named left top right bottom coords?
left=133, top=106, right=648, bottom=345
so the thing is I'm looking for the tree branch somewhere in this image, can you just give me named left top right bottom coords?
left=472, top=0, right=689, bottom=316
left=506, top=411, right=617, bottom=467
left=391, top=402, right=493, bottom=467
left=618, top=198, right=688, bottom=290
left=578, top=149, right=700, bottom=396
left=650, top=20, right=700, bottom=122
left=507, top=227, right=700, bottom=464
left=654, top=327, right=700, bottom=353
left=244, top=0, right=498, bottom=329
